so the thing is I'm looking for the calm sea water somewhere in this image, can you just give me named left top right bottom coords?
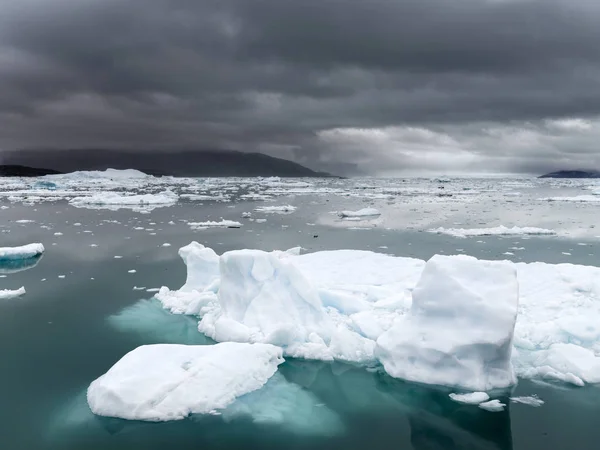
left=1, top=198, right=600, bottom=450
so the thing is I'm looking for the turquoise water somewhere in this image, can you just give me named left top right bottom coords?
left=1, top=201, right=600, bottom=449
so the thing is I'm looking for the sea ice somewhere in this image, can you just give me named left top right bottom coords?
left=510, top=396, right=544, bottom=407
left=376, top=255, right=519, bottom=391
left=87, top=342, right=284, bottom=421
left=337, top=208, right=381, bottom=218
left=0, top=287, right=26, bottom=299
left=188, top=220, right=242, bottom=230
left=429, top=225, right=556, bottom=238
left=254, top=205, right=297, bottom=213
left=449, top=392, right=490, bottom=405
left=0, top=243, right=45, bottom=260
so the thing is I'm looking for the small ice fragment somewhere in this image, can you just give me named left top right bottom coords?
left=510, top=396, right=544, bottom=407
left=54, top=232, right=63, bottom=236
left=58, top=275, right=66, bottom=279
left=449, top=392, right=490, bottom=405
left=128, top=270, right=137, bottom=274
left=162, top=243, right=171, bottom=247
left=478, top=400, right=506, bottom=412
left=114, top=256, right=123, bottom=259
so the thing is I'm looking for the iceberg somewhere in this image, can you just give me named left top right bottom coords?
left=0, top=287, right=26, bottom=300
left=0, top=243, right=45, bottom=260
left=376, top=255, right=519, bottom=391
left=87, top=342, right=284, bottom=421
left=156, top=242, right=600, bottom=389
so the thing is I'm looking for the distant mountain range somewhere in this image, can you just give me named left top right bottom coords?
left=0, top=165, right=62, bottom=177
left=0, top=149, right=334, bottom=177
left=539, top=170, right=600, bottom=179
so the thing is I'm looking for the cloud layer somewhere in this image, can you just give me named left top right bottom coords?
left=2, top=0, right=600, bottom=174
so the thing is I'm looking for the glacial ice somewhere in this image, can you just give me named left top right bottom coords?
left=154, top=243, right=600, bottom=390
left=510, top=395, right=544, bottom=407
left=376, top=255, right=519, bottom=391
left=188, top=220, right=242, bottom=230
left=87, top=342, right=284, bottom=421
left=0, top=243, right=45, bottom=260
left=254, top=205, right=297, bottom=213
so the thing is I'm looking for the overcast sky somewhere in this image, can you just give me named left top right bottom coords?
left=2, top=0, right=600, bottom=175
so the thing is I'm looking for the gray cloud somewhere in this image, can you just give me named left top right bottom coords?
left=1, top=0, right=600, bottom=174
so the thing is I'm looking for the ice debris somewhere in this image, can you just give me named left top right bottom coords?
left=478, top=400, right=506, bottom=412
left=429, top=225, right=556, bottom=238
left=337, top=208, right=381, bottom=219
left=449, top=392, right=490, bottom=405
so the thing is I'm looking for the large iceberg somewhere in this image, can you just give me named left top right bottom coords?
left=152, top=243, right=600, bottom=390
left=87, top=342, right=283, bottom=421
left=0, top=243, right=45, bottom=260
left=376, top=255, right=519, bottom=391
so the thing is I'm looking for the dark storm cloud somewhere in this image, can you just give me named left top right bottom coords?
left=1, top=0, right=600, bottom=174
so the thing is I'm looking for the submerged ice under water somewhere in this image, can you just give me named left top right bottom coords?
left=1, top=172, right=600, bottom=449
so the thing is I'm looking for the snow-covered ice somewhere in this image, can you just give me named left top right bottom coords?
left=0, top=243, right=45, bottom=260
left=0, top=287, right=26, bottom=300
left=449, top=392, right=490, bottom=405
left=430, top=226, right=556, bottom=238
left=87, top=342, right=284, bottom=421
left=376, top=255, right=519, bottom=391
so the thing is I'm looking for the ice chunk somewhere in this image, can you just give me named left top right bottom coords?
left=337, top=208, right=381, bottom=218
left=478, top=400, right=506, bottom=412
left=87, top=342, right=284, bottom=421
left=510, top=395, right=544, bottom=407
left=0, top=255, right=42, bottom=274
left=188, top=220, right=242, bottom=230
left=429, top=225, right=556, bottom=238
left=0, top=287, right=26, bottom=299
left=0, top=243, right=45, bottom=260
left=376, top=255, right=518, bottom=391
left=449, top=392, right=490, bottom=405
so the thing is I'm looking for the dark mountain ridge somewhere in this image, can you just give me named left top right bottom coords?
left=539, top=170, right=600, bottom=179
left=0, top=149, right=334, bottom=177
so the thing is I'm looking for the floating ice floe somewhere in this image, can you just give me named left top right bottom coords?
left=540, top=195, right=600, bottom=203
left=150, top=243, right=600, bottom=390
left=69, top=190, right=178, bottom=212
left=87, top=342, right=284, bottom=421
left=429, top=225, right=556, bottom=238
left=510, top=396, right=544, bottom=407
left=0, top=287, right=26, bottom=300
left=0, top=243, right=45, bottom=260
left=478, top=400, right=506, bottom=412
left=337, top=208, right=381, bottom=219
left=254, top=205, right=297, bottom=214
left=188, top=220, right=242, bottom=230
